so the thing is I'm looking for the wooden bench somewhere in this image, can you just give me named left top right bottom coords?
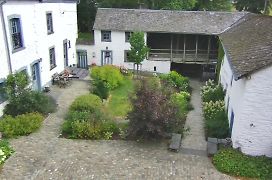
left=169, top=133, right=182, bottom=152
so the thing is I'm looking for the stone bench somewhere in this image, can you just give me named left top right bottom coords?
left=207, top=137, right=232, bottom=156
left=169, top=133, right=182, bottom=152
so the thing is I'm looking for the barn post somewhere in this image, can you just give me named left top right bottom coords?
left=170, top=34, right=173, bottom=61
left=183, top=34, right=186, bottom=62
left=207, top=36, right=211, bottom=63
left=195, top=35, right=198, bottom=63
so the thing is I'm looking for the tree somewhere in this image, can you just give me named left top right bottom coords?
left=196, top=0, right=232, bottom=11
left=128, top=32, right=149, bottom=74
left=162, top=0, right=196, bottom=10
left=97, top=0, right=139, bottom=8
left=77, top=0, right=97, bottom=32
left=234, top=0, right=271, bottom=14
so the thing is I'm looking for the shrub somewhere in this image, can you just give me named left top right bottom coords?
left=127, top=78, right=181, bottom=139
left=213, top=148, right=272, bottom=179
left=201, top=79, right=225, bottom=103
left=171, top=91, right=191, bottom=114
left=62, top=94, right=120, bottom=140
left=203, top=100, right=229, bottom=138
left=0, top=140, right=14, bottom=164
left=91, top=65, right=124, bottom=90
left=92, top=80, right=110, bottom=100
left=0, top=113, right=44, bottom=138
left=4, top=91, right=57, bottom=117
left=69, top=94, right=102, bottom=112
left=160, top=71, right=190, bottom=92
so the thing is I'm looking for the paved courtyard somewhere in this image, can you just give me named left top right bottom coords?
left=0, top=79, right=234, bottom=180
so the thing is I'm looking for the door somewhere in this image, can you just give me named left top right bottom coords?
left=101, top=50, right=112, bottom=65
left=31, top=62, right=41, bottom=91
left=63, top=41, right=69, bottom=67
left=77, top=50, right=88, bottom=69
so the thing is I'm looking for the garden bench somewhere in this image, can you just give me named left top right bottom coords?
left=169, top=133, right=182, bottom=152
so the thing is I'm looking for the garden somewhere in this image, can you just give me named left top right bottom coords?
left=0, top=71, right=57, bottom=165
left=61, top=65, right=192, bottom=141
left=201, top=80, right=272, bottom=179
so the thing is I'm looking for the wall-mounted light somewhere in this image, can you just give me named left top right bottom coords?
left=68, top=40, right=71, bottom=48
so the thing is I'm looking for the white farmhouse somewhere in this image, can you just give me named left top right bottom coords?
left=89, top=8, right=248, bottom=75
left=0, top=0, right=78, bottom=116
left=219, top=14, right=272, bottom=157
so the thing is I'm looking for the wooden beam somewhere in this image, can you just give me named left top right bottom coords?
left=183, top=34, right=186, bottom=62
left=195, top=35, right=198, bottom=63
left=170, top=34, right=173, bottom=61
left=207, top=36, right=211, bottom=63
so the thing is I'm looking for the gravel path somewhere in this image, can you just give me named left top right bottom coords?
left=0, top=79, right=234, bottom=180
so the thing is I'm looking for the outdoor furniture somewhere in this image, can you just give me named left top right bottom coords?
left=169, top=133, right=182, bottom=152
left=207, top=137, right=232, bottom=156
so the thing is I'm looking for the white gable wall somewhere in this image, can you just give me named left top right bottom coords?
left=233, top=66, right=272, bottom=157
left=93, top=30, right=171, bottom=73
left=220, top=54, right=272, bottom=157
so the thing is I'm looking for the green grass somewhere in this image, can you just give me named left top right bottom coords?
left=106, top=77, right=134, bottom=118
left=213, top=148, right=272, bottom=179
left=78, top=32, right=94, bottom=41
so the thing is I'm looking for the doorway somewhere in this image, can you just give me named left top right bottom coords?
left=31, top=62, right=41, bottom=91
left=101, top=50, right=112, bottom=65
left=63, top=40, right=69, bottom=67
left=77, top=50, right=88, bottom=69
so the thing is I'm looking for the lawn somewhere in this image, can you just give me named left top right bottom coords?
left=77, top=32, right=94, bottom=42
left=106, top=76, right=135, bottom=119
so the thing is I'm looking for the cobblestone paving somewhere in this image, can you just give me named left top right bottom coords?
left=0, top=79, right=234, bottom=180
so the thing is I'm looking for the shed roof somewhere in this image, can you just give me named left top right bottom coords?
left=220, top=14, right=272, bottom=79
left=93, top=8, right=248, bottom=35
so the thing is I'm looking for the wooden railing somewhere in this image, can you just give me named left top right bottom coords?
left=148, top=49, right=218, bottom=64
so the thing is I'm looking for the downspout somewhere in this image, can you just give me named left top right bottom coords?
left=0, top=0, right=12, bottom=74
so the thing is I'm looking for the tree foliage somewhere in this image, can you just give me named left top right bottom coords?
left=127, top=78, right=180, bottom=139
left=196, top=0, right=232, bottom=11
left=162, top=0, right=196, bottom=10
left=234, top=0, right=271, bottom=14
left=128, top=32, right=149, bottom=72
left=77, top=0, right=97, bottom=32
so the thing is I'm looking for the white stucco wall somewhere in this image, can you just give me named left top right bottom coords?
left=93, top=30, right=171, bottom=74
left=233, top=66, right=272, bottom=157
left=0, top=10, right=9, bottom=81
left=3, top=1, right=77, bottom=87
left=220, top=54, right=272, bottom=157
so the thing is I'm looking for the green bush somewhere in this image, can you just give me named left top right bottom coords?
left=160, top=71, right=190, bottom=92
left=0, top=140, right=14, bottom=164
left=4, top=91, right=57, bottom=117
left=92, top=80, right=110, bottom=99
left=0, top=113, right=44, bottom=138
left=69, top=94, right=102, bottom=112
left=203, top=100, right=229, bottom=138
left=91, top=65, right=124, bottom=90
left=213, top=148, right=272, bottom=179
left=62, top=94, right=120, bottom=140
left=171, top=91, right=191, bottom=114
left=201, top=79, right=225, bottom=103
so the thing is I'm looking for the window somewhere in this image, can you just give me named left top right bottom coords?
left=125, top=32, right=132, bottom=42
left=49, top=47, right=56, bottom=70
left=10, top=18, right=23, bottom=50
left=46, top=12, right=54, bottom=34
left=124, top=50, right=132, bottom=62
left=101, top=31, right=111, bottom=42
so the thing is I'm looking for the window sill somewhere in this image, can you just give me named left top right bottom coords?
left=50, top=65, right=57, bottom=71
left=12, top=46, right=25, bottom=54
left=47, top=31, right=54, bottom=35
left=101, top=40, right=112, bottom=42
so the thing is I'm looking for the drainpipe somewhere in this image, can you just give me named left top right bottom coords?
left=0, top=0, right=12, bottom=74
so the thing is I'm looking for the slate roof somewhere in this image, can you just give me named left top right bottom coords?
left=220, top=14, right=272, bottom=79
left=93, top=8, right=248, bottom=35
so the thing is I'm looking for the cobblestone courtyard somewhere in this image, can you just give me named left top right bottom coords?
left=0, top=79, right=234, bottom=180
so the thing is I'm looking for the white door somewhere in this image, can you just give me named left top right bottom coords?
left=101, top=50, right=112, bottom=65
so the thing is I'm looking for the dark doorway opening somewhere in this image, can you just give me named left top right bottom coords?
left=170, top=63, right=202, bottom=78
